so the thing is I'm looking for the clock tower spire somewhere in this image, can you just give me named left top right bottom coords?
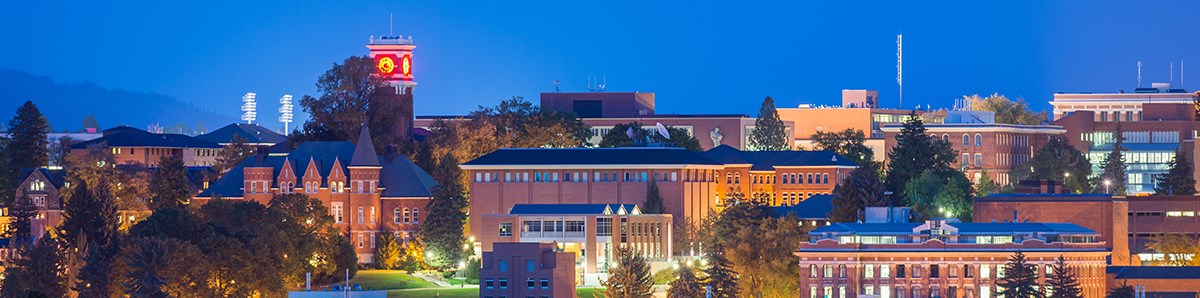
left=367, top=33, right=416, bottom=143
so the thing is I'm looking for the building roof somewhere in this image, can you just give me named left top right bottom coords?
left=812, top=221, right=1098, bottom=236
left=768, top=194, right=833, bottom=219
left=703, top=145, right=857, bottom=170
left=462, top=147, right=723, bottom=167
left=349, top=126, right=381, bottom=167
left=198, top=140, right=434, bottom=198
left=18, top=168, right=66, bottom=189
left=1107, top=266, right=1200, bottom=279
left=508, top=204, right=641, bottom=215
left=70, top=126, right=220, bottom=149
left=195, top=123, right=286, bottom=145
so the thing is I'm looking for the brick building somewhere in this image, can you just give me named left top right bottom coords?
left=196, top=128, right=435, bottom=263
left=480, top=242, right=576, bottom=298
left=795, top=219, right=1111, bottom=298
left=69, top=126, right=222, bottom=167
left=778, top=90, right=915, bottom=162
left=1106, top=266, right=1200, bottom=297
left=883, top=111, right=1065, bottom=185
left=474, top=204, right=671, bottom=285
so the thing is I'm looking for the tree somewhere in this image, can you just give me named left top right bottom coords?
left=472, top=97, right=592, bottom=149
left=464, top=257, right=481, bottom=284
left=643, top=180, right=665, bottom=214
left=727, top=216, right=808, bottom=296
left=1105, top=281, right=1135, bottom=298
left=61, top=178, right=123, bottom=296
left=601, top=246, right=654, bottom=298
left=598, top=122, right=702, bottom=151
left=995, top=251, right=1043, bottom=298
left=975, top=170, right=1003, bottom=197
left=1, top=235, right=70, bottom=297
left=667, top=264, right=701, bottom=298
left=933, top=176, right=973, bottom=221
left=374, top=229, right=403, bottom=269
left=749, top=96, right=789, bottom=151
left=149, top=155, right=191, bottom=210
left=1144, top=233, right=1200, bottom=266
left=82, top=114, right=100, bottom=131
left=1154, top=148, right=1196, bottom=195
left=811, top=128, right=875, bottom=166
left=1095, top=125, right=1128, bottom=194
left=884, top=112, right=958, bottom=205
left=8, top=195, right=37, bottom=245
left=1046, top=255, right=1083, bottom=298
left=8, top=101, right=50, bottom=172
left=701, top=240, right=739, bottom=298
left=48, top=135, right=69, bottom=167
left=117, top=236, right=208, bottom=298
left=829, top=165, right=887, bottom=222
left=962, top=93, right=1048, bottom=125
left=212, top=134, right=255, bottom=176
left=421, top=154, right=468, bottom=269
left=1029, top=135, right=1093, bottom=193
left=296, top=56, right=404, bottom=150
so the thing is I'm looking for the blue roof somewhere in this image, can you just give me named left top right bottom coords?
left=195, top=123, right=286, bottom=144
left=508, top=204, right=639, bottom=215
left=1107, top=266, right=1200, bottom=279
left=703, top=145, right=857, bottom=170
left=463, top=147, right=722, bottom=166
left=768, top=194, right=833, bottom=219
left=812, top=222, right=1097, bottom=235
left=70, top=126, right=219, bottom=149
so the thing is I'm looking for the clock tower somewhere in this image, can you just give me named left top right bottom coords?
left=367, top=35, right=416, bottom=143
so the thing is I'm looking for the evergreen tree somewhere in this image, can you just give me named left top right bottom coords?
left=829, top=165, right=887, bottom=222
left=82, top=114, right=100, bottom=131
left=420, top=154, right=468, bottom=268
left=1046, top=255, right=1083, bottom=298
left=374, top=229, right=402, bottom=269
left=884, top=112, right=958, bottom=205
left=995, top=251, right=1043, bottom=298
left=701, top=241, right=740, bottom=298
left=1154, top=148, right=1196, bottom=195
left=667, top=264, right=701, bottom=298
left=1105, top=281, right=1135, bottom=298
left=8, top=194, right=37, bottom=245
left=601, top=246, right=654, bottom=298
left=1095, top=125, right=1128, bottom=194
left=8, top=101, right=50, bottom=172
left=413, top=140, right=436, bottom=174
left=643, top=180, right=665, bottom=214
left=1029, top=136, right=1093, bottom=193
left=975, top=170, right=1003, bottom=197
left=749, top=96, right=789, bottom=151
left=212, top=134, right=255, bottom=176
left=464, top=257, right=481, bottom=283
left=1, top=235, right=70, bottom=297
left=149, top=155, right=191, bottom=210
left=61, top=177, right=123, bottom=296
left=119, top=236, right=173, bottom=298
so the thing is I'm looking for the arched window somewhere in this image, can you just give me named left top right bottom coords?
left=942, top=134, right=949, bottom=143
left=975, top=134, right=983, bottom=146
left=393, top=208, right=401, bottom=223
left=807, top=174, right=814, bottom=184
left=823, top=174, right=829, bottom=184
left=402, top=208, right=411, bottom=223
left=962, top=134, right=970, bottom=146
left=412, top=208, right=419, bottom=224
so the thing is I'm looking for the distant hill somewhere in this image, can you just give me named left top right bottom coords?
left=0, top=70, right=237, bottom=133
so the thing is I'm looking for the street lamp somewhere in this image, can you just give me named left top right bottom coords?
left=1104, top=179, right=1112, bottom=194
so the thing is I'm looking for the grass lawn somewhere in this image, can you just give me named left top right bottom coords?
left=386, top=287, right=606, bottom=298
left=349, top=270, right=437, bottom=290
left=577, top=287, right=606, bottom=297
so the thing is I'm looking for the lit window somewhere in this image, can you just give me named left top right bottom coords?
left=412, top=208, right=419, bottom=224
left=975, top=134, right=983, bottom=146
left=393, top=208, right=401, bottom=223
left=499, top=222, right=513, bottom=237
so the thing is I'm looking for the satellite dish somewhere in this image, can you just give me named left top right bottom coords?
left=656, top=122, right=670, bottom=139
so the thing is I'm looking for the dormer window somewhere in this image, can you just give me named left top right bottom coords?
left=29, top=180, right=45, bottom=192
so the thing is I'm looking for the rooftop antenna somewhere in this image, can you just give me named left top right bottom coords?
left=599, top=75, right=606, bottom=92
left=553, top=80, right=561, bottom=92
left=1137, top=61, right=1143, bottom=87
left=1171, top=62, right=1175, bottom=86
left=1182, top=59, right=1185, bottom=88
left=389, top=13, right=394, bottom=36
left=897, top=34, right=903, bottom=109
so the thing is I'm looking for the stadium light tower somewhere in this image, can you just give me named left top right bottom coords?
left=241, top=92, right=257, bottom=124
left=279, top=94, right=293, bottom=135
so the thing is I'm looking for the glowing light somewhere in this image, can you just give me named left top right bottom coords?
left=241, top=93, right=257, bottom=124
left=377, top=56, right=396, bottom=75
left=401, top=54, right=412, bottom=76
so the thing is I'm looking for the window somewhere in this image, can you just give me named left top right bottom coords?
left=597, top=218, right=613, bottom=236
left=913, top=265, right=921, bottom=278
left=824, top=265, right=833, bottom=278
left=357, top=233, right=364, bottom=248
left=485, top=279, right=494, bottom=289
left=357, top=207, right=364, bottom=224
left=974, top=153, right=983, bottom=167
left=930, top=265, right=940, bottom=278
left=896, top=265, right=906, bottom=278
left=499, top=223, right=513, bottom=236
left=810, top=265, right=818, bottom=278
left=975, top=134, right=983, bottom=146
left=881, top=265, right=891, bottom=278
left=331, top=203, right=343, bottom=223
left=526, top=277, right=535, bottom=289
left=402, top=208, right=411, bottom=223
left=962, top=153, right=970, bottom=166
left=838, top=265, right=846, bottom=278
left=370, top=207, right=376, bottom=224
left=864, top=264, right=875, bottom=278
left=393, top=208, right=401, bottom=223
left=964, top=265, right=973, bottom=278
left=808, top=174, right=814, bottom=184
left=823, top=174, right=829, bottom=184
left=980, top=264, right=991, bottom=278
left=499, top=278, right=508, bottom=289
left=526, top=260, right=535, bottom=272
left=499, top=260, right=508, bottom=272
left=412, top=208, right=419, bottom=224
left=540, top=278, right=549, bottom=289
left=370, top=232, right=376, bottom=248
left=962, top=134, right=970, bottom=146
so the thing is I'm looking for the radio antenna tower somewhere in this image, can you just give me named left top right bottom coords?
left=1137, top=61, right=1143, bottom=87
left=241, top=92, right=257, bottom=124
left=279, top=94, right=294, bottom=135
left=897, top=34, right=903, bottom=109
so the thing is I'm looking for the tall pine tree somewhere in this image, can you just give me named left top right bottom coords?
left=8, top=101, right=50, bottom=172
left=1106, top=281, right=1135, bottom=298
left=1046, top=255, right=1083, bottom=298
left=995, top=251, right=1043, bottom=298
left=643, top=180, right=665, bottom=214
left=149, top=155, right=191, bottom=210
left=1095, top=125, right=1128, bottom=195
left=601, top=246, right=654, bottom=298
left=749, top=96, right=789, bottom=151
left=1, top=235, right=70, bottom=297
left=61, top=177, right=123, bottom=296
left=1154, top=148, right=1196, bottom=195
left=884, top=112, right=958, bottom=205
left=667, top=264, right=701, bottom=298
left=702, top=240, right=740, bottom=298
left=420, top=153, right=468, bottom=268
left=830, top=165, right=887, bottom=222
left=8, top=194, right=37, bottom=245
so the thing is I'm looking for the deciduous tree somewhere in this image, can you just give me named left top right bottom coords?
left=212, top=134, right=255, bottom=177
left=1145, top=233, right=1200, bottom=266
left=1, top=235, right=70, bottom=297
left=601, top=246, right=654, bottom=298
left=1154, top=148, right=1196, bottom=195
left=962, top=93, right=1048, bottom=125
left=599, top=122, right=701, bottom=150
left=811, top=128, right=875, bottom=166
left=295, top=56, right=403, bottom=150
left=667, top=264, right=701, bottom=298
left=1029, top=135, right=1093, bottom=193
left=728, top=216, right=808, bottom=297
left=750, top=96, right=789, bottom=151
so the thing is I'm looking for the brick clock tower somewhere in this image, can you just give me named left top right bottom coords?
left=367, top=35, right=416, bottom=143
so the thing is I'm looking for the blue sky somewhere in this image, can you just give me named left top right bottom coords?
left=2, top=1, right=1199, bottom=132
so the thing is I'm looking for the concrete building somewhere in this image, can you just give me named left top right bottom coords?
left=480, top=242, right=577, bottom=298
left=795, top=219, right=1111, bottom=298
left=69, top=126, right=222, bottom=167
left=777, top=90, right=916, bottom=162
left=883, top=111, right=1066, bottom=185
left=475, top=204, right=671, bottom=285
left=196, top=128, right=435, bottom=263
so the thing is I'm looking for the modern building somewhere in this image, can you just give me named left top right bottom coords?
left=777, top=90, right=916, bottom=162
left=196, top=128, right=435, bottom=263
left=795, top=219, right=1111, bottom=298
left=883, top=111, right=1065, bottom=185
left=480, top=242, right=577, bottom=298
left=195, top=123, right=287, bottom=146
left=474, top=204, right=671, bottom=285
left=1051, top=85, right=1200, bottom=194
left=69, top=126, right=222, bottom=167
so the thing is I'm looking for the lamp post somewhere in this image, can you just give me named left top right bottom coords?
left=1104, top=179, right=1112, bottom=194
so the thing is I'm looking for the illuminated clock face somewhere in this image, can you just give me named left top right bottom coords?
left=400, top=54, right=412, bottom=77
left=377, top=56, right=396, bottom=75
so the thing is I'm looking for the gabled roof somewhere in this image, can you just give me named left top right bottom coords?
left=379, top=154, right=436, bottom=197
left=462, top=148, right=722, bottom=167
left=70, top=126, right=220, bottom=149
left=349, top=127, right=380, bottom=167
left=768, top=194, right=833, bottom=219
left=18, top=168, right=66, bottom=189
left=195, top=123, right=286, bottom=145
left=702, top=145, right=857, bottom=170
left=508, top=204, right=641, bottom=215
